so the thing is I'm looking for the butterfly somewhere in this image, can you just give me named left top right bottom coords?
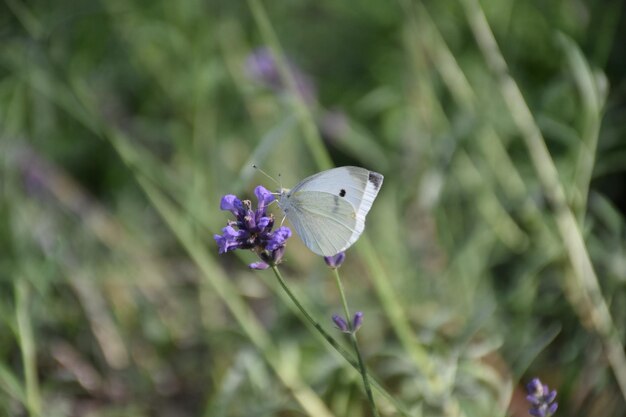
left=276, top=166, right=383, bottom=256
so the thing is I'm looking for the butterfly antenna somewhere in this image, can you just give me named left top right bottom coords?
left=252, top=164, right=280, bottom=187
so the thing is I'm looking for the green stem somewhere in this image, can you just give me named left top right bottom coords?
left=271, top=266, right=351, bottom=358
left=270, top=266, right=397, bottom=416
left=332, top=268, right=380, bottom=417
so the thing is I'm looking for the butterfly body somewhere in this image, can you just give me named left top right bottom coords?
left=277, top=166, right=383, bottom=256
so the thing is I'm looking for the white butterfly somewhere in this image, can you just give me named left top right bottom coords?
left=277, top=166, right=383, bottom=257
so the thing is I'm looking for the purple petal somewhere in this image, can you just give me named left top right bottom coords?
left=526, top=378, right=542, bottom=395
left=332, top=314, right=349, bottom=333
left=257, top=216, right=271, bottom=230
left=266, top=226, right=291, bottom=251
left=220, top=195, right=244, bottom=216
left=324, top=251, right=346, bottom=268
left=526, top=395, right=540, bottom=405
left=545, top=390, right=557, bottom=404
left=249, top=262, right=270, bottom=270
left=352, top=311, right=363, bottom=331
left=528, top=409, right=543, bottom=417
left=214, top=226, right=243, bottom=254
left=255, top=186, right=275, bottom=213
left=547, top=403, right=558, bottom=416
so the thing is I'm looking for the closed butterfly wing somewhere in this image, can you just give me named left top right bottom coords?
left=280, top=166, right=383, bottom=256
left=284, top=191, right=361, bottom=256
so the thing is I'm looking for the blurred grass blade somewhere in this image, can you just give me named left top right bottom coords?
left=512, top=324, right=561, bottom=379
left=556, top=33, right=604, bottom=217
left=15, top=280, right=41, bottom=417
left=0, top=362, right=27, bottom=406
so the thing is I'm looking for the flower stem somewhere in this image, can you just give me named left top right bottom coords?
left=270, top=266, right=358, bottom=359
left=332, top=268, right=380, bottom=417
left=270, top=266, right=396, bottom=416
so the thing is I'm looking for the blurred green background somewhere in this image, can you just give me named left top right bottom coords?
left=1, top=0, right=626, bottom=416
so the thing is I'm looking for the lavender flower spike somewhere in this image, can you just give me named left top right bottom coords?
left=526, top=378, right=558, bottom=417
left=214, top=185, right=291, bottom=269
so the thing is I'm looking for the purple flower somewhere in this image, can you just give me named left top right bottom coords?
left=246, top=47, right=281, bottom=89
left=220, top=194, right=245, bottom=215
left=214, top=186, right=291, bottom=268
left=215, top=225, right=244, bottom=254
left=324, top=252, right=346, bottom=269
left=352, top=311, right=363, bottom=331
left=255, top=185, right=274, bottom=215
left=526, top=378, right=558, bottom=417
left=245, top=47, right=317, bottom=104
left=249, top=262, right=270, bottom=270
left=266, top=227, right=292, bottom=251
left=332, top=312, right=364, bottom=334
left=332, top=315, right=349, bottom=333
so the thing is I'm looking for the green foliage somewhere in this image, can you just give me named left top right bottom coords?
left=1, top=0, right=625, bottom=415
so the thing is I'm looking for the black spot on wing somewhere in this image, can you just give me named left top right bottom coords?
left=339, top=189, right=346, bottom=197
left=368, top=172, right=383, bottom=189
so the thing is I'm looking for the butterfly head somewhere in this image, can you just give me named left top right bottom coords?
left=276, top=187, right=290, bottom=204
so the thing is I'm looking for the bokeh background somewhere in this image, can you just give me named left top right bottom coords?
left=1, top=0, right=626, bottom=416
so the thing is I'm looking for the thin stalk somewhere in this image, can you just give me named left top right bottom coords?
left=270, top=266, right=354, bottom=361
left=270, top=266, right=407, bottom=416
left=332, top=268, right=380, bottom=417
left=15, top=280, right=41, bottom=417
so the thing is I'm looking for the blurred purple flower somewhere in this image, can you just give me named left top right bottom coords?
left=324, top=252, right=346, bottom=269
left=249, top=262, right=270, bottom=270
left=214, top=185, right=291, bottom=268
left=352, top=311, right=363, bottom=331
left=526, top=378, right=558, bottom=417
left=332, top=312, right=363, bottom=334
left=245, top=47, right=317, bottom=104
left=246, top=47, right=281, bottom=89
left=332, top=314, right=349, bottom=333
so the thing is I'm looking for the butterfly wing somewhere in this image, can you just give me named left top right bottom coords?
left=281, top=167, right=384, bottom=256
left=293, top=166, right=383, bottom=213
left=284, top=191, right=360, bottom=256
left=292, top=166, right=383, bottom=236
